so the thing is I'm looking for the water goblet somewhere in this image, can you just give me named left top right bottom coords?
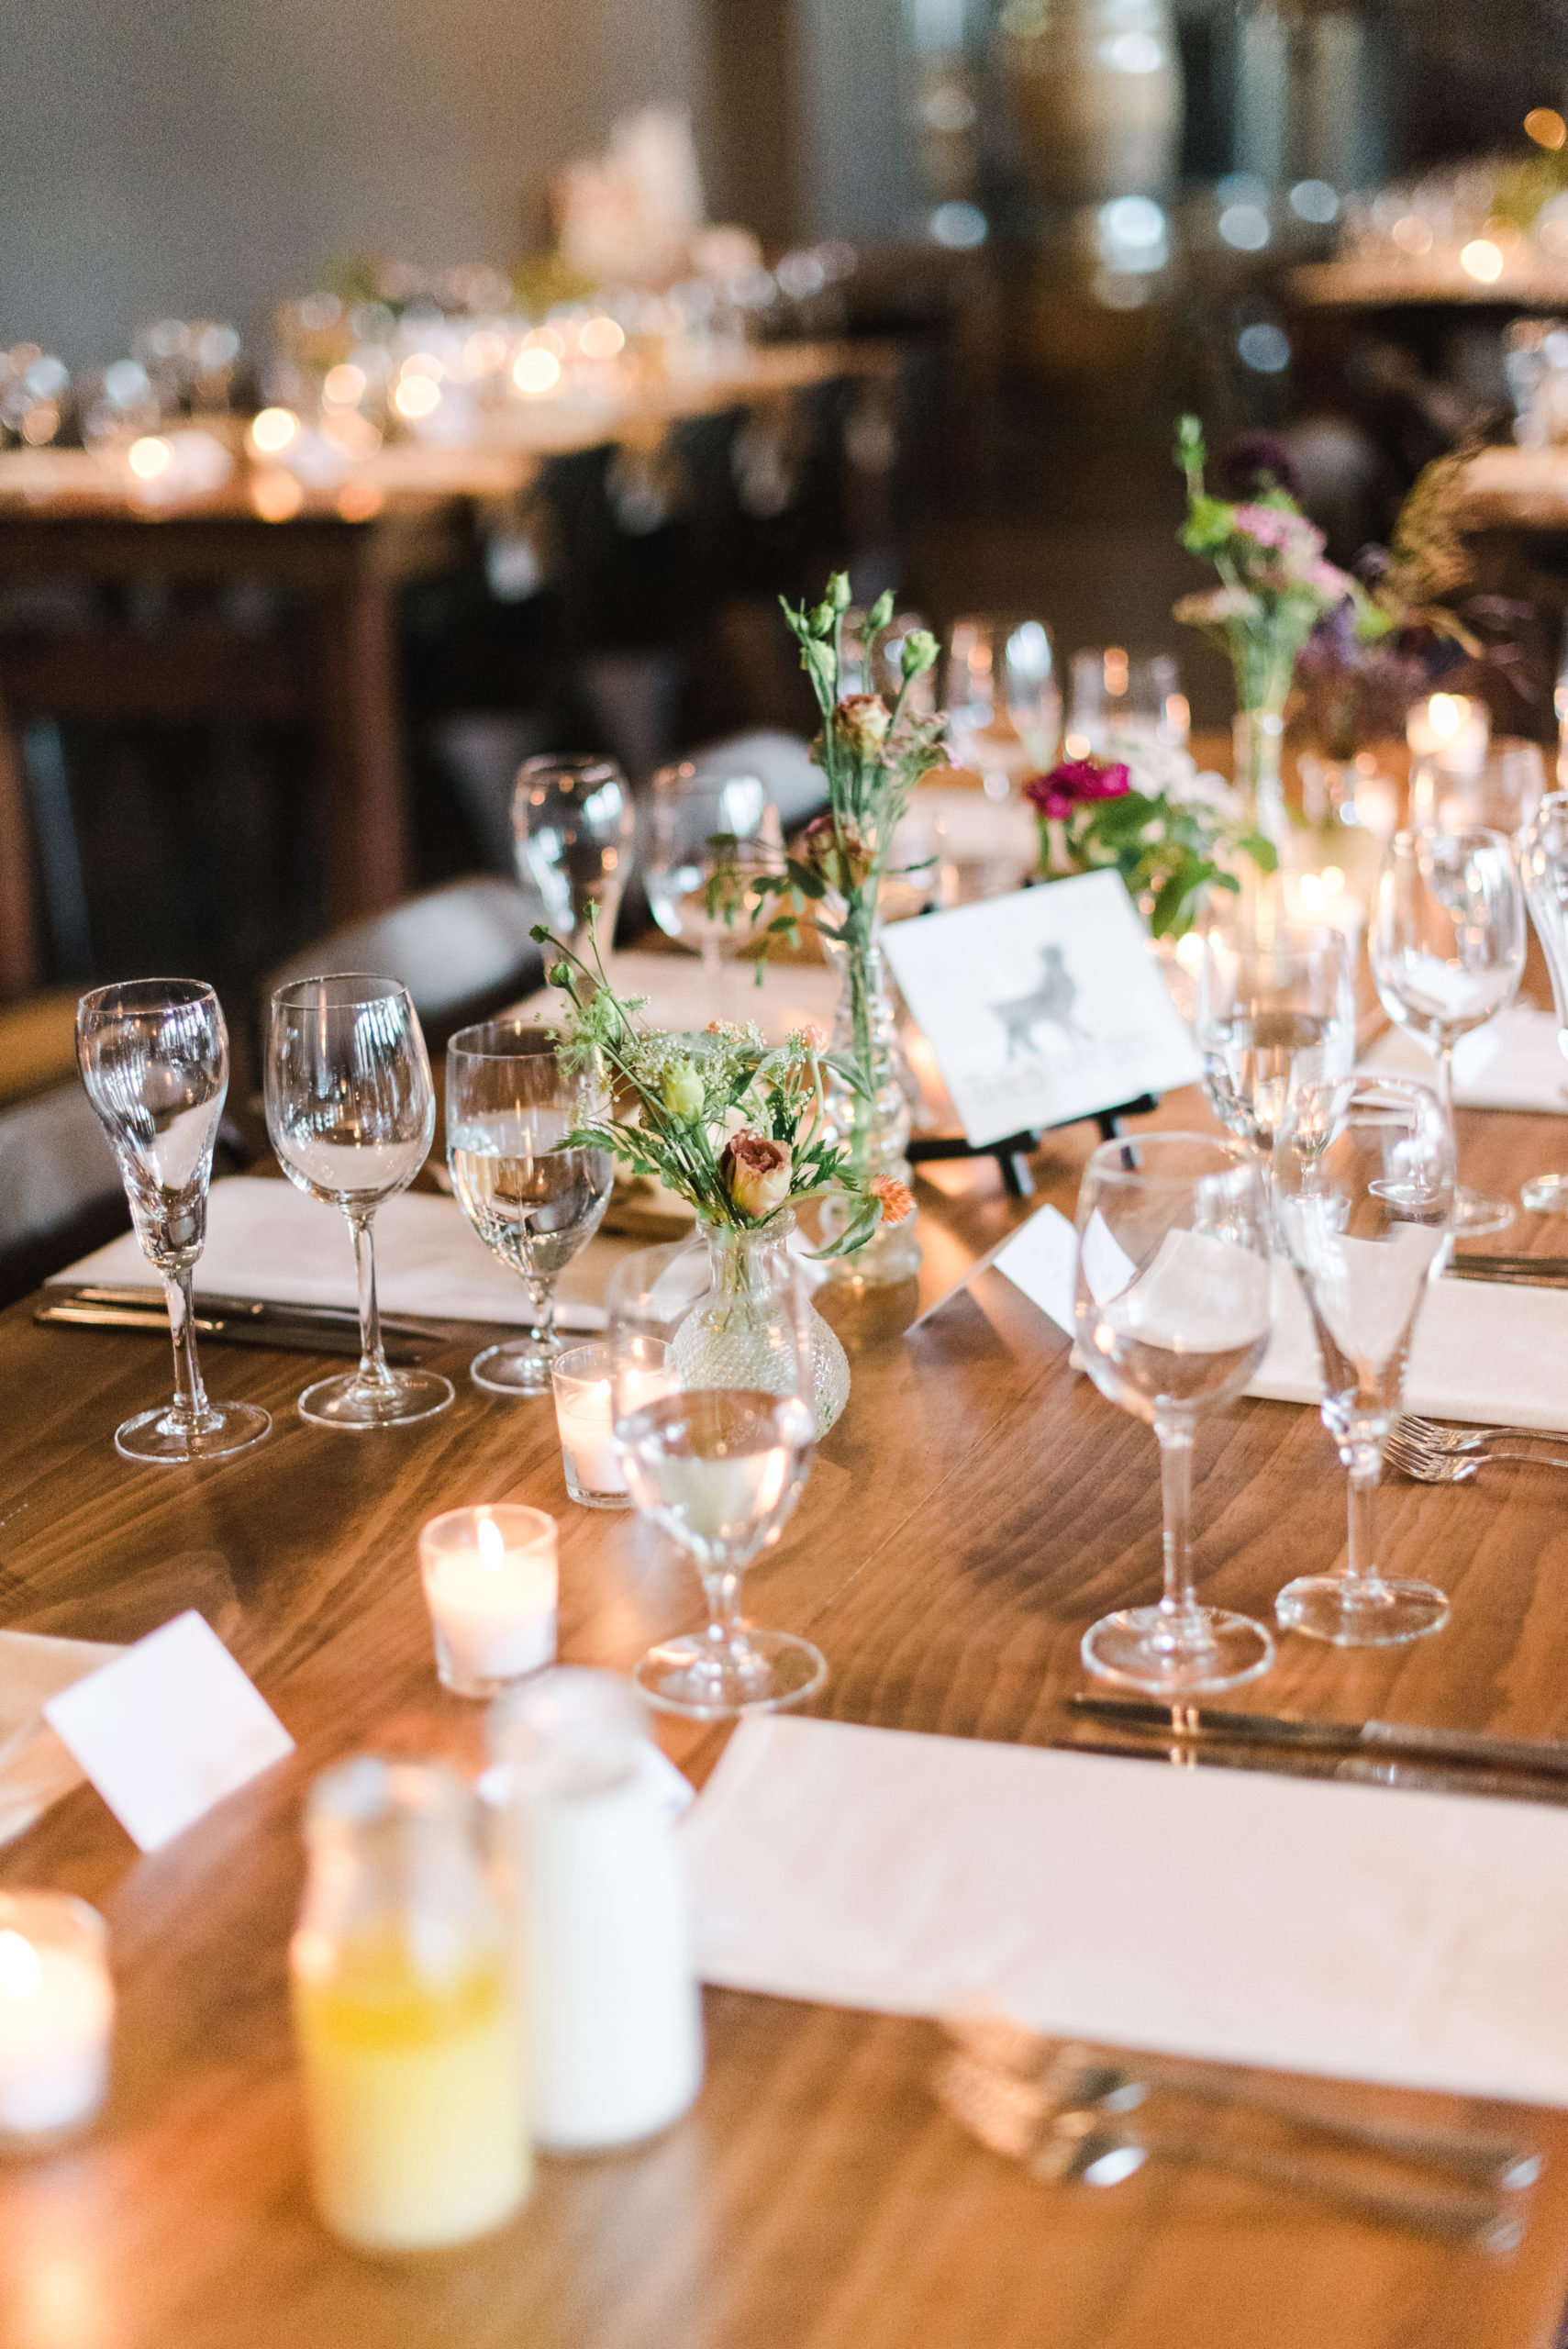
left=446, top=1022, right=614, bottom=1394
left=611, top=1244, right=826, bottom=1719
left=1066, top=647, right=1185, bottom=755
left=1075, top=1133, right=1276, bottom=1696
left=1409, top=741, right=1546, bottom=841
left=640, top=756, right=781, bottom=1008
left=1272, top=1074, right=1456, bottom=1645
left=265, top=974, right=454, bottom=1429
left=513, top=753, right=634, bottom=959
left=1520, top=791, right=1568, bottom=1213
left=76, top=979, right=272, bottom=1464
left=1369, top=827, right=1526, bottom=1235
left=945, top=615, right=1061, bottom=796
left=1195, top=922, right=1355, bottom=1163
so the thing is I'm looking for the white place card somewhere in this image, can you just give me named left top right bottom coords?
left=883, top=872, right=1201, bottom=1150
left=44, top=1611, right=295, bottom=1854
left=910, top=1202, right=1081, bottom=1336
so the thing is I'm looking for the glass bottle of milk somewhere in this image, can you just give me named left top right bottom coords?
left=490, top=1669, right=704, bottom=2150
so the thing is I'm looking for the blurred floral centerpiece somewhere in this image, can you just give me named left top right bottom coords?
left=1024, top=738, right=1271, bottom=938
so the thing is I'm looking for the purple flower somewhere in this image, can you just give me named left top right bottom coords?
left=1217, top=433, right=1304, bottom=504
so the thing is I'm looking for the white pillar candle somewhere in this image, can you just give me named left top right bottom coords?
left=1407, top=692, right=1490, bottom=774
left=0, top=1896, right=113, bottom=2142
left=419, top=1507, right=558, bottom=1699
left=552, top=1341, right=675, bottom=1510
left=556, top=1380, right=621, bottom=1498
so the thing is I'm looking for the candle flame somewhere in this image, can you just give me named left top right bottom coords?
left=1428, top=693, right=1468, bottom=738
left=0, top=1928, right=42, bottom=1998
left=477, top=1514, right=506, bottom=1572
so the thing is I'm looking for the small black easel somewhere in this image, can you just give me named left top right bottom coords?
left=907, top=1095, right=1161, bottom=1199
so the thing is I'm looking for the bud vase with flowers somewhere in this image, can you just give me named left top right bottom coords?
left=1024, top=742, right=1273, bottom=940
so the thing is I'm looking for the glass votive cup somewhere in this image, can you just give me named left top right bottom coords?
left=551, top=1339, right=673, bottom=1508
left=0, top=1892, right=114, bottom=2150
left=418, top=1504, right=558, bottom=1699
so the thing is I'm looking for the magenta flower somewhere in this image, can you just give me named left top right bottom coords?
left=1024, top=758, right=1131, bottom=822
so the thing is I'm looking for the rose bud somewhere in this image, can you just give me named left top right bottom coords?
left=901, top=629, right=940, bottom=677
left=802, top=811, right=875, bottom=892
left=721, top=1131, right=794, bottom=1219
left=661, top=1059, right=706, bottom=1120
left=833, top=694, right=892, bottom=757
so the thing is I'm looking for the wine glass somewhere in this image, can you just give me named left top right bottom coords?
left=945, top=615, right=1061, bottom=797
left=1272, top=1074, right=1456, bottom=1645
left=1066, top=647, right=1186, bottom=755
left=640, top=757, right=781, bottom=1005
left=1195, top=922, right=1356, bottom=1163
left=610, top=1244, right=826, bottom=1719
left=265, top=974, right=454, bottom=1429
left=512, top=753, right=635, bottom=959
left=446, top=1021, right=614, bottom=1394
left=1519, top=791, right=1568, bottom=1213
left=76, top=980, right=272, bottom=1464
left=1369, top=828, right=1526, bottom=1235
left=1409, top=741, right=1547, bottom=840
left=1074, top=1133, right=1276, bottom=1695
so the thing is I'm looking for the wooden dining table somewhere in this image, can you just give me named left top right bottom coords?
left=5, top=1077, right=1568, bottom=2349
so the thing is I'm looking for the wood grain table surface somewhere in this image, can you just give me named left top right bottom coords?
left=6, top=1083, right=1568, bottom=2349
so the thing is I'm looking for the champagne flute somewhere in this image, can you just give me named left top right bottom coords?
left=611, top=1246, right=826, bottom=1719
left=1520, top=791, right=1568, bottom=1213
left=1195, top=922, right=1355, bottom=1162
left=265, top=974, right=453, bottom=1429
left=76, top=979, right=272, bottom=1464
left=1272, top=1074, right=1456, bottom=1646
left=1075, top=1133, right=1275, bottom=1695
left=1369, top=828, right=1526, bottom=1235
left=446, top=1022, right=614, bottom=1394
left=513, top=753, right=634, bottom=960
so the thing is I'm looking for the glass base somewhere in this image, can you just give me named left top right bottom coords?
left=1451, top=1185, right=1514, bottom=1237
left=115, top=1399, right=271, bottom=1465
left=471, top=1339, right=556, bottom=1395
left=634, top=1625, right=828, bottom=1720
left=1080, top=1605, right=1275, bottom=1698
left=1275, top=1574, right=1449, bottom=1647
left=298, top=1368, right=454, bottom=1430
left=562, top=1474, right=631, bottom=1509
left=1522, top=1172, right=1568, bottom=1216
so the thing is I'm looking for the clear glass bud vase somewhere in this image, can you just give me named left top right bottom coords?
left=676, top=1216, right=850, bottom=1435
left=1229, top=707, right=1289, bottom=938
left=816, top=927, right=922, bottom=1287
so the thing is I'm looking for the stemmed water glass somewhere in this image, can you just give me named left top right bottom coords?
left=1369, top=827, right=1526, bottom=1235
left=513, top=753, right=635, bottom=959
left=1409, top=742, right=1547, bottom=841
left=1272, top=1074, right=1456, bottom=1646
left=1195, top=922, right=1355, bottom=1163
left=1074, top=1133, right=1276, bottom=1696
left=640, top=757, right=780, bottom=1008
left=265, top=974, right=454, bottom=1429
left=1520, top=791, right=1568, bottom=1214
left=76, top=980, right=272, bottom=1464
left=945, top=615, right=1061, bottom=796
left=609, top=1243, right=827, bottom=1719
left=445, top=1022, right=614, bottom=1394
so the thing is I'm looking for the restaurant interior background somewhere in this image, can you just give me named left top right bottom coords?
left=3, top=0, right=1567, bottom=1101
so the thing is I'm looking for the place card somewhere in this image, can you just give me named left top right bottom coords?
left=883, top=872, right=1201, bottom=1150
left=909, top=1201, right=1079, bottom=1335
left=43, top=1611, right=295, bottom=1854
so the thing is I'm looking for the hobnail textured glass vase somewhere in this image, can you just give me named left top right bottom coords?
left=816, top=929, right=922, bottom=1287
left=674, top=1218, right=850, bottom=1436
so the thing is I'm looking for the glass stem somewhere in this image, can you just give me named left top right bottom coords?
left=524, top=1275, right=557, bottom=1359
left=702, top=1566, right=745, bottom=1651
left=349, top=1212, right=393, bottom=1387
left=1345, top=1441, right=1382, bottom=1591
left=163, top=1264, right=210, bottom=1425
left=1155, top=1425, right=1206, bottom=1646
left=1432, top=1035, right=1455, bottom=1122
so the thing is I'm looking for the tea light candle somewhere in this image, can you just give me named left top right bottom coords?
left=551, top=1340, right=674, bottom=1509
left=1407, top=692, right=1490, bottom=774
left=419, top=1506, right=558, bottom=1699
left=0, top=1894, right=113, bottom=2143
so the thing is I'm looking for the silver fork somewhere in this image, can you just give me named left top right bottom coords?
left=1385, top=1423, right=1568, bottom=1484
left=1398, top=1412, right=1568, bottom=1455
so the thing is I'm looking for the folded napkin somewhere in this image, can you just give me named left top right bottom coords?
left=0, top=1630, right=123, bottom=1847
left=1365, top=1003, right=1568, bottom=1113
left=684, top=1714, right=1568, bottom=2104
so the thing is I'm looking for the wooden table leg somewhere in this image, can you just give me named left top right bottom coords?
left=0, top=679, right=40, bottom=998
left=316, top=579, right=410, bottom=920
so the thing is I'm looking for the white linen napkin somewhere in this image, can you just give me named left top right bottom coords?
left=683, top=1714, right=1568, bottom=2105
left=1364, top=1003, right=1568, bottom=1112
left=0, top=1631, right=123, bottom=1847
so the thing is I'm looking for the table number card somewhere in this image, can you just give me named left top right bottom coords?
left=883, top=871, right=1200, bottom=1149
left=44, top=1611, right=295, bottom=1854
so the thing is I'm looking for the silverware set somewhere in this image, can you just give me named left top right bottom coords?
left=1385, top=1416, right=1568, bottom=1484
left=36, top=1285, right=439, bottom=1364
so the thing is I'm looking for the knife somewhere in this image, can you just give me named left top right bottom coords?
left=1069, top=1695, right=1568, bottom=1780
left=48, top=1283, right=435, bottom=1338
left=1449, top=1254, right=1568, bottom=1285
left=35, top=1298, right=430, bottom=1364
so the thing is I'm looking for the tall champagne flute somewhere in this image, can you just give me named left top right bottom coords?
left=1369, top=827, right=1525, bottom=1235
left=1520, top=791, right=1568, bottom=1213
left=611, top=1246, right=826, bottom=1719
left=76, top=980, right=272, bottom=1464
left=265, top=974, right=453, bottom=1429
left=1075, top=1134, right=1275, bottom=1695
left=1272, top=1074, right=1456, bottom=1645
left=1195, top=922, right=1355, bottom=1162
left=446, top=1023, right=613, bottom=1394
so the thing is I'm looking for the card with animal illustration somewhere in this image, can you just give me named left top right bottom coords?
left=882, top=870, right=1202, bottom=1149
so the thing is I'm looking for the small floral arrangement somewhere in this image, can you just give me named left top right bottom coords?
left=534, top=921, right=913, bottom=1257
left=1024, top=741, right=1272, bottom=938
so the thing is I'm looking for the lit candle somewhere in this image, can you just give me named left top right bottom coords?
left=551, top=1340, right=674, bottom=1508
left=419, top=1506, right=557, bottom=1699
left=1407, top=692, right=1490, bottom=774
left=0, top=1894, right=113, bottom=2143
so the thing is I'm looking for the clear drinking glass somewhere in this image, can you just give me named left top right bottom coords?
left=945, top=615, right=1061, bottom=796
left=1369, top=827, right=1526, bottom=1235
left=551, top=1337, right=675, bottom=1506
left=1272, top=1074, right=1456, bottom=1646
left=76, top=979, right=272, bottom=1464
left=1074, top=1133, right=1276, bottom=1695
left=641, top=756, right=781, bottom=1004
left=1409, top=741, right=1547, bottom=840
left=1195, top=922, right=1356, bottom=1162
left=446, top=1021, right=613, bottom=1394
left=611, top=1241, right=826, bottom=1719
left=265, top=974, right=454, bottom=1429
left=1521, top=791, right=1568, bottom=1213
left=1066, top=647, right=1186, bottom=754
left=512, top=753, right=635, bottom=958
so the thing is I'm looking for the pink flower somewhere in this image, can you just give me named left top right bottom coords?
left=1233, top=502, right=1325, bottom=562
left=833, top=694, right=892, bottom=755
left=721, top=1130, right=793, bottom=1219
left=1023, top=758, right=1131, bottom=823
left=801, top=811, right=874, bottom=891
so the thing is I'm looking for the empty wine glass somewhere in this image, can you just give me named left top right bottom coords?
left=610, top=1243, right=826, bottom=1719
left=1521, top=791, right=1568, bottom=1212
left=1075, top=1133, right=1276, bottom=1696
left=265, top=974, right=453, bottom=1429
left=1066, top=647, right=1186, bottom=755
left=1272, top=1074, right=1456, bottom=1645
left=640, top=757, right=781, bottom=1006
left=945, top=615, right=1061, bottom=797
left=513, top=753, right=635, bottom=959
left=1369, top=828, right=1526, bottom=1235
left=1195, top=922, right=1355, bottom=1162
left=1409, top=741, right=1547, bottom=840
left=446, top=1022, right=614, bottom=1394
left=76, top=980, right=272, bottom=1464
